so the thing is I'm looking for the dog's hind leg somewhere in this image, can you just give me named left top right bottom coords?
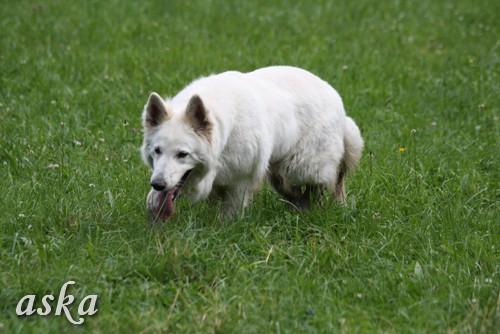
left=268, top=169, right=302, bottom=204
left=268, top=163, right=330, bottom=210
left=333, top=169, right=346, bottom=203
left=297, top=185, right=325, bottom=209
left=269, top=170, right=326, bottom=210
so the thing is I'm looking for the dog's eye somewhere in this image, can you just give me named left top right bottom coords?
left=177, top=151, right=189, bottom=158
left=154, top=147, right=162, bottom=155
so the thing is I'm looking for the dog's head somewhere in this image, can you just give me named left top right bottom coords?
left=141, top=92, right=212, bottom=221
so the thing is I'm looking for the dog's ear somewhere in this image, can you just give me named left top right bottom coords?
left=185, top=95, right=212, bottom=138
left=143, top=92, right=171, bottom=128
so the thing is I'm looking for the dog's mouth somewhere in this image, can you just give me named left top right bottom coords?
left=153, top=169, right=193, bottom=221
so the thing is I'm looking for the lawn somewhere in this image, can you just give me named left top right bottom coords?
left=0, top=0, right=498, bottom=333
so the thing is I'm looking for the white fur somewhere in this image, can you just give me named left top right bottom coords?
left=142, top=66, right=363, bottom=218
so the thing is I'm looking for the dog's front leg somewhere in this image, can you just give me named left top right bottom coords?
left=220, top=182, right=254, bottom=219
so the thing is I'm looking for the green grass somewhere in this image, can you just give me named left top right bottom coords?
left=1, top=0, right=498, bottom=332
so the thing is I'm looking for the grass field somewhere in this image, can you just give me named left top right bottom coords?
left=0, top=0, right=498, bottom=332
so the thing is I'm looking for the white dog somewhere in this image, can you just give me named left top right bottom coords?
left=141, top=66, right=363, bottom=221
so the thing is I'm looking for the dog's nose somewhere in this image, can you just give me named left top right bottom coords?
left=151, top=179, right=166, bottom=192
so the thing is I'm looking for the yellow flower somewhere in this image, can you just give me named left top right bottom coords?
left=399, top=147, right=406, bottom=152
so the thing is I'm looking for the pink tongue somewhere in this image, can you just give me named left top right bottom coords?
left=156, top=189, right=176, bottom=220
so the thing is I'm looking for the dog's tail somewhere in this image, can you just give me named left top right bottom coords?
left=342, top=116, right=364, bottom=172
left=334, top=116, right=363, bottom=202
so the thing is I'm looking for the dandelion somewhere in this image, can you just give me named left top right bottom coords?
left=411, top=129, right=417, bottom=135
left=399, top=147, right=406, bottom=153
